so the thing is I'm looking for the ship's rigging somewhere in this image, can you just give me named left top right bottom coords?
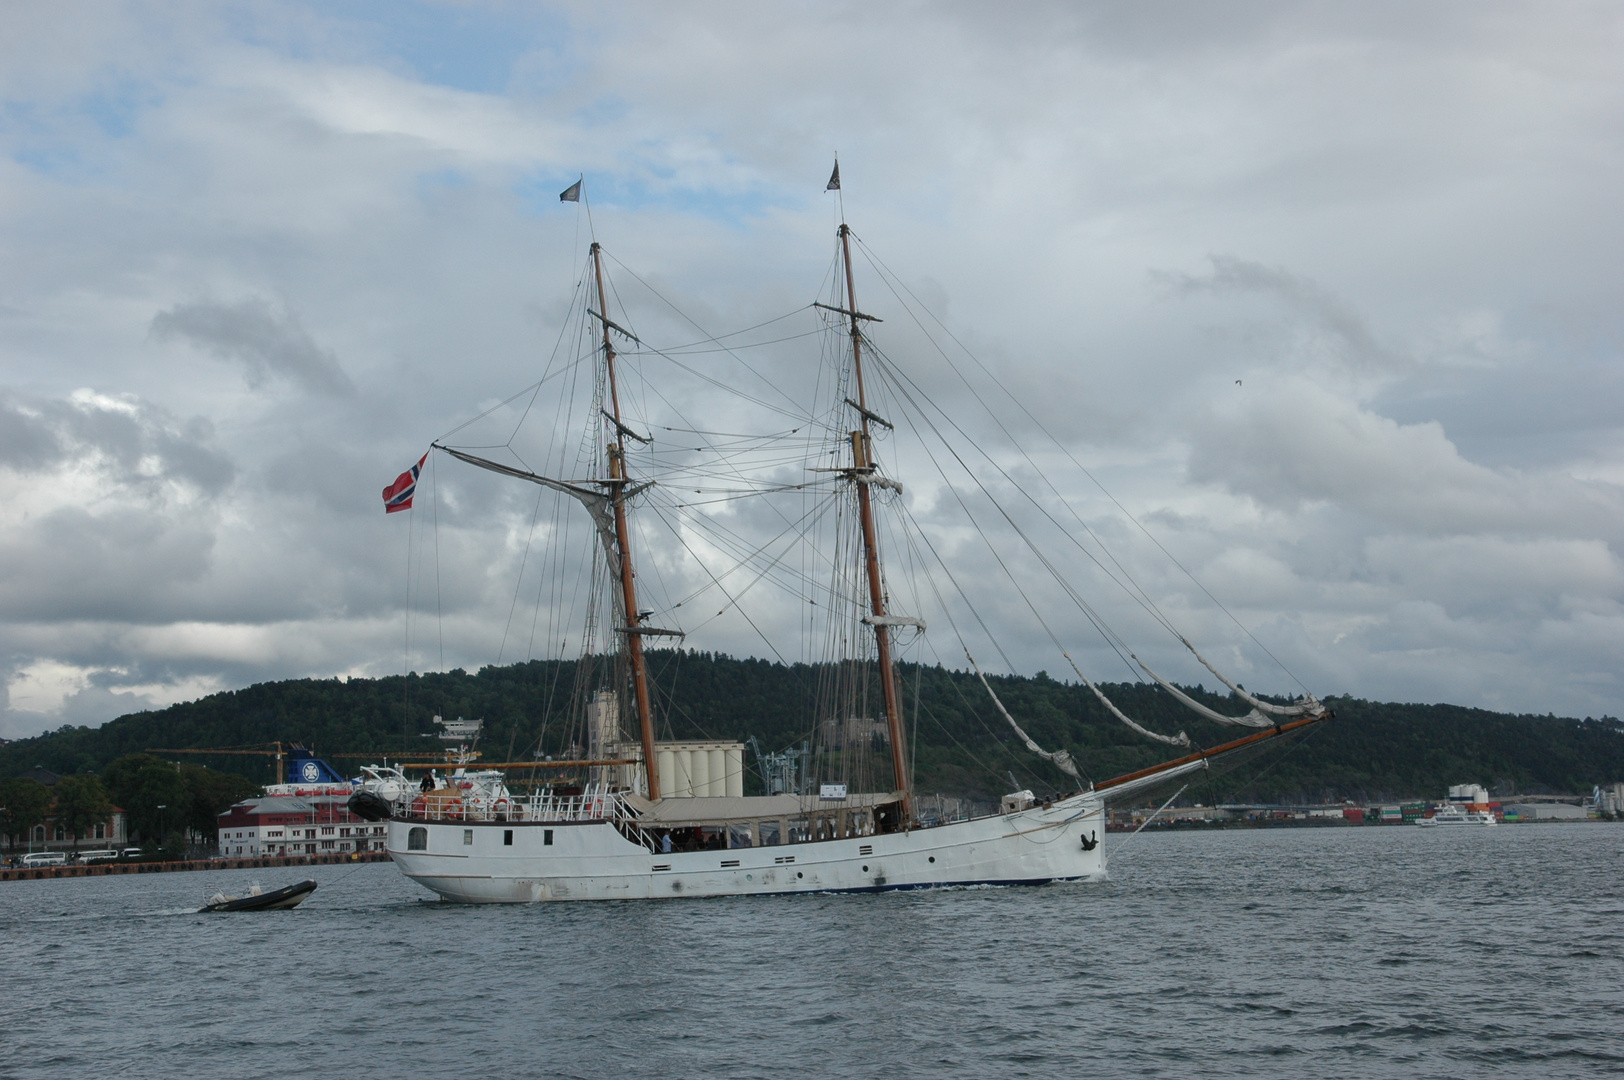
left=402, top=203, right=1326, bottom=810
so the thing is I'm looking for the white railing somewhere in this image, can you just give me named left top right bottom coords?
left=399, top=785, right=629, bottom=824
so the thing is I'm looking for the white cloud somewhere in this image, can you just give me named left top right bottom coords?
left=1190, top=378, right=1623, bottom=538
left=6, top=659, right=91, bottom=715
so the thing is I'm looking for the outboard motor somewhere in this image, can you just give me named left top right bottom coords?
left=348, top=790, right=394, bottom=822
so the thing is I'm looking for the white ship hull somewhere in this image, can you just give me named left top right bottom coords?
left=1417, top=807, right=1498, bottom=826
left=385, top=794, right=1106, bottom=903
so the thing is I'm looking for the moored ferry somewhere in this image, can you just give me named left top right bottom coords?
left=1417, top=784, right=1500, bottom=827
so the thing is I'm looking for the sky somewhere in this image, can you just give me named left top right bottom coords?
left=0, top=0, right=1620, bottom=741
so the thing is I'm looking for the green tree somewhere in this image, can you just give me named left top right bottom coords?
left=0, top=777, right=53, bottom=851
left=53, top=774, right=115, bottom=846
left=178, top=762, right=261, bottom=838
left=103, top=754, right=188, bottom=843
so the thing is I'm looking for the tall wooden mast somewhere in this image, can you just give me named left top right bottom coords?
left=591, top=241, right=661, bottom=800
left=838, top=223, right=911, bottom=818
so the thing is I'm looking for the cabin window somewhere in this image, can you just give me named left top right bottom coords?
left=544, top=829, right=553, bottom=846
left=756, top=821, right=781, bottom=847
left=727, top=823, right=753, bottom=849
left=463, top=829, right=474, bottom=845
left=503, top=830, right=513, bottom=846
left=407, top=827, right=427, bottom=851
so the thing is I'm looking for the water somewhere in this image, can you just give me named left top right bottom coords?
left=2, top=823, right=1620, bottom=1078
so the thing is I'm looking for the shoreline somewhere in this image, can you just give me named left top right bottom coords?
left=1105, top=817, right=1618, bottom=833
left=7, top=819, right=1615, bottom=878
left=0, top=850, right=390, bottom=883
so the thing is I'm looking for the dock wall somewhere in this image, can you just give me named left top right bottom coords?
left=0, top=850, right=390, bottom=883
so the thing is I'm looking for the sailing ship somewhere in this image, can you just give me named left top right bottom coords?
left=363, top=189, right=1330, bottom=903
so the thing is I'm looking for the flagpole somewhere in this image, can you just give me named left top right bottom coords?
left=432, top=451, right=443, bottom=671
left=560, top=174, right=592, bottom=242
left=580, top=174, right=595, bottom=242
left=403, top=490, right=413, bottom=748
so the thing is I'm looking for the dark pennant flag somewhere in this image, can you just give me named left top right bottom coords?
left=825, top=160, right=840, bottom=191
left=559, top=179, right=582, bottom=202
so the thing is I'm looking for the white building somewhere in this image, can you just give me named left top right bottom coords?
left=216, top=795, right=386, bottom=857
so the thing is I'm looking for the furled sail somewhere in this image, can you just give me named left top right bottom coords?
left=1060, top=653, right=1189, bottom=748
left=1178, top=636, right=1324, bottom=717
left=964, top=651, right=1081, bottom=779
left=1132, top=653, right=1276, bottom=728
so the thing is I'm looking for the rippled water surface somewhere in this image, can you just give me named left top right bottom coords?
left=3, top=823, right=1621, bottom=1078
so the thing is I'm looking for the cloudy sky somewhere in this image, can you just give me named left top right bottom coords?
left=1, top=0, right=1620, bottom=740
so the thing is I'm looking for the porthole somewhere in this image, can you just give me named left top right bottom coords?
left=929, top=856, right=935, bottom=863
left=862, top=865, right=869, bottom=872
left=796, top=871, right=803, bottom=878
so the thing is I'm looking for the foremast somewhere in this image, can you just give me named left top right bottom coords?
left=591, top=241, right=661, bottom=801
left=838, top=223, right=912, bottom=820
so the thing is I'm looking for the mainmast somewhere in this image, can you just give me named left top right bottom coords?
left=838, top=223, right=911, bottom=818
left=591, top=241, right=661, bottom=801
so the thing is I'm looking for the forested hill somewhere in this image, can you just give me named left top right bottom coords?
left=3, top=652, right=1620, bottom=803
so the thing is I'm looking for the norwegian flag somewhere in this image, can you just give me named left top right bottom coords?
left=382, top=452, right=427, bottom=514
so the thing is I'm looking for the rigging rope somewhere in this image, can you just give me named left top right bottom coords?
left=1105, top=784, right=1190, bottom=869
left=852, top=234, right=1312, bottom=696
left=1177, top=636, right=1323, bottom=717
left=1130, top=649, right=1279, bottom=724
left=1060, top=652, right=1190, bottom=747
left=865, top=309, right=1307, bottom=737
left=1132, top=653, right=1275, bottom=728
left=428, top=235, right=1324, bottom=791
